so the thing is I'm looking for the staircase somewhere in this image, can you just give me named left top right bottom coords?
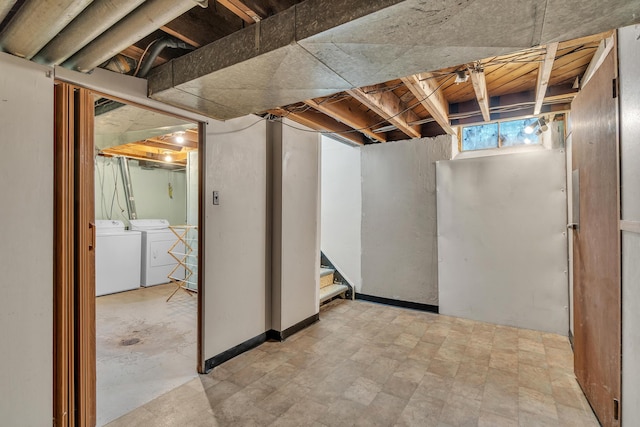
left=319, top=253, right=352, bottom=304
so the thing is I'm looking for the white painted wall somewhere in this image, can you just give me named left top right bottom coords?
left=618, top=24, right=640, bottom=426
left=320, top=136, right=362, bottom=290
left=360, top=136, right=452, bottom=305
left=437, top=150, right=568, bottom=334
left=204, top=115, right=269, bottom=357
left=0, top=53, right=53, bottom=426
left=271, top=119, right=320, bottom=331
left=95, top=157, right=187, bottom=225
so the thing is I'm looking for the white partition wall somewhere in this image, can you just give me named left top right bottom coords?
left=271, top=119, right=320, bottom=332
left=437, top=150, right=568, bottom=334
left=618, top=24, right=640, bottom=425
left=204, top=116, right=269, bottom=359
left=0, top=53, right=54, bottom=426
left=320, top=136, right=362, bottom=290
left=360, top=136, right=452, bottom=305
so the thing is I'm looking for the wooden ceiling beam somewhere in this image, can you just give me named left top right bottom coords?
left=304, top=98, right=386, bottom=143
left=401, top=73, right=456, bottom=135
left=450, top=84, right=576, bottom=126
left=534, top=42, right=559, bottom=115
left=147, top=135, right=197, bottom=149
left=581, top=34, right=615, bottom=89
left=216, top=0, right=261, bottom=23
left=160, top=25, right=202, bottom=48
left=347, top=85, right=421, bottom=139
left=120, top=45, right=166, bottom=67
left=268, top=108, right=364, bottom=146
left=469, top=66, right=491, bottom=122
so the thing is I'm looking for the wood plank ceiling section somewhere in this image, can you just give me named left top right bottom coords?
left=100, top=129, right=198, bottom=168
left=269, top=31, right=609, bottom=143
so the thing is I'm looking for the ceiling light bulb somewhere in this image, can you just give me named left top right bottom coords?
left=524, top=125, right=535, bottom=134
left=164, top=154, right=172, bottom=162
left=524, top=138, right=531, bottom=144
left=176, top=135, right=185, bottom=144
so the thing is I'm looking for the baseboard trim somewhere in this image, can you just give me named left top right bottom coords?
left=356, top=293, right=439, bottom=313
left=204, top=332, right=268, bottom=372
left=204, top=313, right=320, bottom=372
left=271, top=313, right=320, bottom=341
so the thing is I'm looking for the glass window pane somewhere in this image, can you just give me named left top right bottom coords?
left=462, top=123, right=499, bottom=151
left=500, top=118, right=539, bottom=147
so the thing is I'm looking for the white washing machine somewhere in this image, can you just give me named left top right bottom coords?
left=95, top=220, right=142, bottom=296
left=129, top=219, right=185, bottom=287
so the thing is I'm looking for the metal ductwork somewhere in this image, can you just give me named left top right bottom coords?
left=63, top=0, right=207, bottom=73
left=0, top=0, right=18, bottom=25
left=137, top=36, right=195, bottom=78
left=32, top=0, right=146, bottom=66
left=0, top=0, right=92, bottom=59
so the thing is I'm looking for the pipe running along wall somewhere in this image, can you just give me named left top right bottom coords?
left=117, top=156, right=138, bottom=220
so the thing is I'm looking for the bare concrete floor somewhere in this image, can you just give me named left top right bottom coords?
left=97, top=283, right=197, bottom=426
left=106, top=298, right=598, bottom=427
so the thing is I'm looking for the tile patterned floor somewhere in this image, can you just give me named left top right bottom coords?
left=106, top=298, right=599, bottom=427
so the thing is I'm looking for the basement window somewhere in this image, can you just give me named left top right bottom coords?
left=461, top=118, right=540, bottom=151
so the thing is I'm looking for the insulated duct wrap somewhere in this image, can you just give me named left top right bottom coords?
left=33, top=0, right=146, bottom=66
left=0, top=0, right=93, bottom=59
left=0, top=0, right=18, bottom=26
left=63, top=0, right=207, bottom=73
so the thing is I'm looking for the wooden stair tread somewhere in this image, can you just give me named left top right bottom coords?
left=320, top=283, right=349, bottom=303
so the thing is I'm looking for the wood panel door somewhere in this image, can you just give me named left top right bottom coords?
left=571, top=44, right=620, bottom=425
left=53, top=83, right=96, bottom=427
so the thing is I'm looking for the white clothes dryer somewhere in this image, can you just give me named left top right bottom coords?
left=129, top=219, right=185, bottom=287
left=95, top=220, right=142, bottom=296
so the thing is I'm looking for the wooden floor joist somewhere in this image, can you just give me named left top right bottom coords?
left=305, top=98, right=386, bottom=143
left=347, top=85, right=421, bottom=139
left=402, top=73, right=455, bottom=135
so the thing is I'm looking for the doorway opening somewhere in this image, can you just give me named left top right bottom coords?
left=93, top=96, right=201, bottom=425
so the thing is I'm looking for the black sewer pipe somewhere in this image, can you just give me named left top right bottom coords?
left=137, top=36, right=195, bottom=78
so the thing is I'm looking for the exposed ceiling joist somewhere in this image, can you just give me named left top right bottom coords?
left=401, top=73, right=455, bottom=136
left=304, top=98, right=386, bottom=143
left=216, top=0, right=261, bottom=23
left=534, top=42, right=558, bottom=115
left=160, top=25, right=202, bottom=48
left=581, top=34, right=615, bottom=89
left=268, top=108, right=364, bottom=146
left=120, top=45, right=165, bottom=67
left=450, top=84, right=576, bottom=126
left=347, top=86, right=421, bottom=139
left=470, top=66, right=491, bottom=122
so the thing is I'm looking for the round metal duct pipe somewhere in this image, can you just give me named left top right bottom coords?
left=63, top=0, right=207, bottom=73
left=0, top=0, right=93, bottom=59
left=33, top=0, right=146, bottom=66
left=0, top=0, right=18, bottom=26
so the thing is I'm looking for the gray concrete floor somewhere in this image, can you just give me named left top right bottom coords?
left=106, top=298, right=598, bottom=426
left=96, top=283, right=197, bottom=426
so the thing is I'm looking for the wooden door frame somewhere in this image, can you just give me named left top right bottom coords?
left=53, top=86, right=206, bottom=427
left=53, top=82, right=76, bottom=427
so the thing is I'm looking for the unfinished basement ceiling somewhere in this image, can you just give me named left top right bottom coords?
left=94, top=98, right=197, bottom=167
left=0, top=0, right=638, bottom=144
